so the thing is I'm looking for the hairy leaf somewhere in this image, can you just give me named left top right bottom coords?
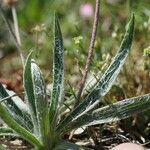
left=49, top=15, right=64, bottom=124
left=23, top=52, right=39, bottom=135
left=0, top=102, right=42, bottom=148
left=0, top=84, right=32, bottom=131
left=63, top=94, right=150, bottom=133
left=0, top=127, right=17, bottom=136
left=57, top=14, right=135, bottom=134
left=31, top=60, right=49, bottom=144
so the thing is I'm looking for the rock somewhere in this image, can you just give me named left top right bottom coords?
left=111, top=143, right=145, bottom=150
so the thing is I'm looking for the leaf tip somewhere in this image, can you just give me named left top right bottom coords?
left=126, top=13, right=135, bottom=32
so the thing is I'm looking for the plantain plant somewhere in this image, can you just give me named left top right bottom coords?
left=0, top=14, right=150, bottom=150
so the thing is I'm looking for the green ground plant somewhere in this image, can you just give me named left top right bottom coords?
left=0, top=13, right=150, bottom=150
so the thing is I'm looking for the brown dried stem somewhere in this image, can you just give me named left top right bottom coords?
left=0, top=3, right=25, bottom=65
left=75, top=0, right=100, bottom=107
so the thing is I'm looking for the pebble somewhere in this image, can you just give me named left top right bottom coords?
left=111, top=143, right=145, bottom=150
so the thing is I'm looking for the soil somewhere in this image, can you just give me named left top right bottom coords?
left=0, top=123, right=150, bottom=150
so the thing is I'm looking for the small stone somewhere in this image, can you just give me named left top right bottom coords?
left=74, top=127, right=86, bottom=135
left=111, top=143, right=145, bottom=150
left=10, top=139, right=22, bottom=146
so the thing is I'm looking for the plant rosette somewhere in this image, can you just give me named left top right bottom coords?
left=0, top=12, right=150, bottom=150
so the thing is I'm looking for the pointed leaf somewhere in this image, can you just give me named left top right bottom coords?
left=0, top=83, right=32, bottom=131
left=64, top=93, right=150, bottom=133
left=0, top=102, right=42, bottom=148
left=0, top=127, right=17, bottom=136
left=49, top=15, right=64, bottom=123
left=31, top=60, right=49, bottom=143
left=23, top=52, right=39, bottom=134
left=57, top=14, right=135, bottom=134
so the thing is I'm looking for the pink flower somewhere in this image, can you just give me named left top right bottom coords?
left=80, top=3, right=94, bottom=18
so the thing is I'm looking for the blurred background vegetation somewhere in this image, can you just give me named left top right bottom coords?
left=0, top=0, right=149, bottom=93
left=0, top=0, right=150, bottom=146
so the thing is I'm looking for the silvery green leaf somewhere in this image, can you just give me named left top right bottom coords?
left=31, top=60, right=49, bottom=143
left=0, top=83, right=32, bottom=131
left=0, top=99, right=42, bottom=148
left=64, top=93, right=150, bottom=133
left=49, top=15, right=64, bottom=123
left=57, top=14, right=135, bottom=134
left=23, top=51, right=39, bottom=135
left=0, top=127, right=17, bottom=136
